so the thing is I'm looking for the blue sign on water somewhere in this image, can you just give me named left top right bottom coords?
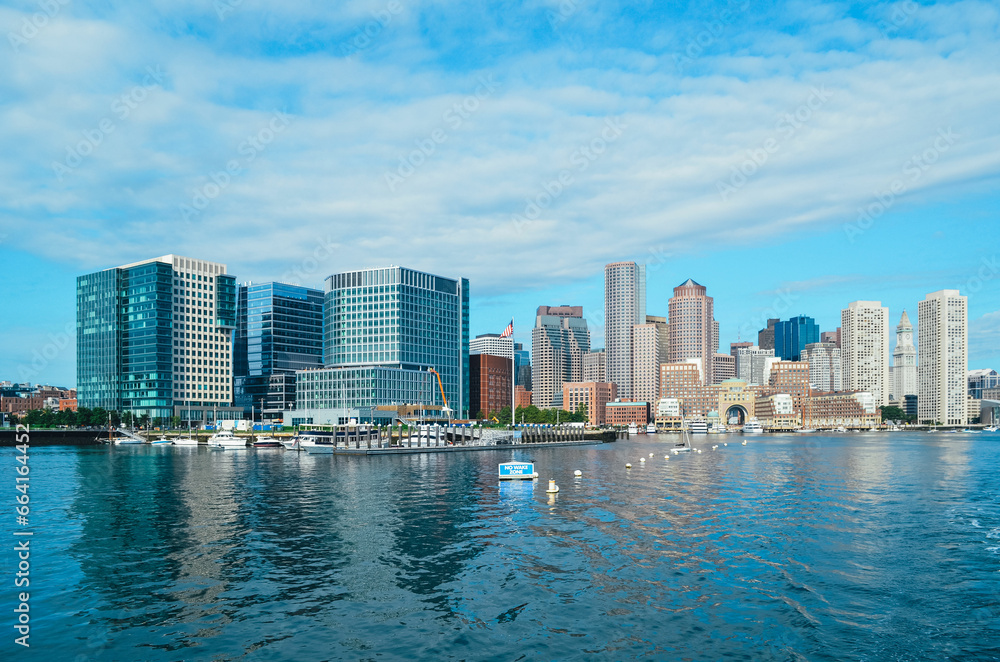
left=498, top=462, right=536, bottom=479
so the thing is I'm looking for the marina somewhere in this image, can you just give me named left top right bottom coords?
left=9, top=431, right=999, bottom=660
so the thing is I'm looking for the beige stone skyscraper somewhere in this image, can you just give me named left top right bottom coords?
left=604, top=262, right=646, bottom=399
left=668, top=279, right=715, bottom=384
left=631, top=316, right=668, bottom=405
left=531, top=306, right=591, bottom=409
left=841, top=301, right=890, bottom=406
left=918, top=290, right=967, bottom=425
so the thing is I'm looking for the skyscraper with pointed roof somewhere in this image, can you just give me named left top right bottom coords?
left=668, top=278, right=715, bottom=385
left=891, top=310, right=917, bottom=401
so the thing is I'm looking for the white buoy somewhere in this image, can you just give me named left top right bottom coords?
left=724, top=443, right=728, bottom=446
left=626, top=463, right=632, bottom=468
left=664, top=455, right=669, bottom=460
left=742, top=440, right=747, bottom=446
left=546, top=479, right=560, bottom=493
left=574, top=469, right=582, bottom=477
left=697, top=449, right=702, bottom=454
left=649, top=453, right=654, bottom=457
left=712, top=445, right=718, bottom=450
left=639, top=457, right=646, bottom=463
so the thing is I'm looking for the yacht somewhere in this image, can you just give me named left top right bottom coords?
left=835, top=426, right=847, bottom=433
left=172, top=435, right=199, bottom=446
left=280, top=437, right=300, bottom=451
left=296, top=430, right=336, bottom=453
left=110, top=429, right=145, bottom=445
left=208, top=429, right=247, bottom=448
left=149, top=436, right=172, bottom=445
left=687, top=420, right=708, bottom=434
left=742, top=418, right=764, bottom=434
left=627, top=423, right=639, bottom=435
left=646, top=423, right=657, bottom=434
left=984, top=426, right=998, bottom=433
left=252, top=436, right=283, bottom=448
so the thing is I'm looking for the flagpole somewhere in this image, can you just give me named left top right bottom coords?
left=511, top=317, right=515, bottom=428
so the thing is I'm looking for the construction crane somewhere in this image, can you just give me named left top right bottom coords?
left=427, top=368, right=450, bottom=414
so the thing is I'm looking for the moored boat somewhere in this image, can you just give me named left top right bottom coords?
left=209, top=429, right=247, bottom=448
left=742, top=418, right=763, bottom=434
left=646, top=423, right=657, bottom=434
left=172, top=435, right=199, bottom=446
left=687, top=420, right=708, bottom=434
left=627, top=423, right=639, bottom=435
left=252, top=436, right=283, bottom=447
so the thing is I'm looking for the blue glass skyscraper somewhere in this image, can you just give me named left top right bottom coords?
left=774, top=315, right=820, bottom=361
left=234, top=282, right=324, bottom=419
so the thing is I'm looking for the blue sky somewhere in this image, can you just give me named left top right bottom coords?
left=1, top=0, right=999, bottom=387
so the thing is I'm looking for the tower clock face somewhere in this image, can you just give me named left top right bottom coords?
left=904, top=333, right=911, bottom=343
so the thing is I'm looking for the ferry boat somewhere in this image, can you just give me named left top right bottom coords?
left=742, top=418, right=764, bottom=434
left=627, top=423, right=639, bottom=435
left=687, top=420, right=708, bottom=434
left=646, top=423, right=657, bottom=434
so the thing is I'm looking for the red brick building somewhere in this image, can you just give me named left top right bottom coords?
left=605, top=400, right=650, bottom=426
left=469, top=354, right=512, bottom=418
left=562, top=381, right=617, bottom=425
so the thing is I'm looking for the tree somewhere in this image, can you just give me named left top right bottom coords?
left=171, top=416, right=181, bottom=429
left=880, top=405, right=913, bottom=423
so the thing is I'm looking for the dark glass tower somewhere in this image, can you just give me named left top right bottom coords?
left=774, top=315, right=820, bottom=361
left=234, top=282, right=324, bottom=419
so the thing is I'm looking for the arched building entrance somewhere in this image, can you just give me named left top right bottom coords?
left=726, top=404, right=748, bottom=426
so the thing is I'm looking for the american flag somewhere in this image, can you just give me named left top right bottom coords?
left=499, top=320, right=513, bottom=338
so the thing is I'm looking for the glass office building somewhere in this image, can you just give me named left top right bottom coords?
left=234, top=282, right=323, bottom=418
left=298, top=266, right=470, bottom=417
left=774, top=315, right=820, bottom=362
left=77, top=255, right=239, bottom=424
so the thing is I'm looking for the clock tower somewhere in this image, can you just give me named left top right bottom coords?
left=891, top=310, right=917, bottom=400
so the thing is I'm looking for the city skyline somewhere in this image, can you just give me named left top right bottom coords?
left=3, top=1, right=1000, bottom=385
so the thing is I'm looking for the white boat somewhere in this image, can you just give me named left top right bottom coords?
left=984, top=426, right=998, bottom=432
left=208, top=430, right=247, bottom=448
left=687, top=420, right=708, bottom=434
left=172, top=436, right=199, bottom=446
left=252, top=436, right=283, bottom=448
left=280, top=438, right=300, bottom=451
left=835, top=426, right=847, bottom=433
left=962, top=429, right=982, bottom=434
left=149, top=437, right=172, bottom=445
left=742, top=418, right=763, bottom=434
left=627, top=423, right=639, bottom=435
left=111, top=429, right=146, bottom=445
left=796, top=428, right=818, bottom=433
left=646, top=423, right=657, bottom=434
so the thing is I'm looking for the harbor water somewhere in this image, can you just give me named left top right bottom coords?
left=4, top=432, right=1000, bottom=660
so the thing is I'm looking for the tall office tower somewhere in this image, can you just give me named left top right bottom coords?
left=821, top=328, right=841, bottom=348
left=712, top=320, right=720, bottom=355
left=583, top=350, right=606, bottom=382
left=531, top=306, right=591, bottom=409
left=469, top=354, right=513, bottom=419
left=302, top=266, right=469, bottom=417
left=801, top=341, right=842, bottom=392
left=234, top=282, right=323, bottom=420
left=712, top=354, right=736, bottom=382
left=730, top=341, right=753, bottom=357
left=773, top=315, right=820, bottom=361
left=918, top=290, right=968, bottom=425
left=758, top=318, right=779, bottom=351
left=890, top=310, right=917, bottom=401
left=735, top=346, right=775, bottom=385
left=604, top=262, right=646, bottom=399
left=841, top=301, right=891, bottom=407
left=668, top=279, right=715, bottom=384
left=77, top=255, right=237, bottom=423
left=514, top=342, right=532, bottom=390
left=647, top=315, right=671, bottom=366
left=631, top=321, right=668, bottom=406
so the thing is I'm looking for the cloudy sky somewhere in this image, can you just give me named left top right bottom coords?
left=1, top=0, right=999, bottom=386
